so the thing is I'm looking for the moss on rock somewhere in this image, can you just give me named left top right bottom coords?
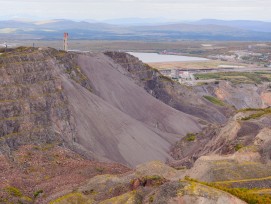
left=49, top=192, right=93, bottom=204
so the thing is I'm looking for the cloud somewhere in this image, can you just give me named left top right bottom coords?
left=0, top=0, right=270, bottom=21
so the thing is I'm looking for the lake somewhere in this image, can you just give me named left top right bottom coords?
left=127, top=52, right=209, bottom=63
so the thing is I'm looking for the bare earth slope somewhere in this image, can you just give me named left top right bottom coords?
left=63, top=78, right=194, bottom=167
left=78, top=54, right=200, bottom=136
left=62, top=53, right=201, bottom=167
left=0, top=47, right=202, bottom=168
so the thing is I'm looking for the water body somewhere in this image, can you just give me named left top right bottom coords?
left=128, top=52, right=209, bottom=63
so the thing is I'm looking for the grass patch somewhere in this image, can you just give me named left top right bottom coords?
left=5, top=186, right=23, bottom=197
left=34, top=189, right=43, bottom=198
left=95, top=166, right=105, bottom=173
left=185, top=133, right=197, bottom=142
left=238, top=108, right=264, bottom=112
left=195, top=73, right=221, bottom=80
left=159, top=75, right=174, bottom=82
left=50, top=192, right=93, bottom=204
left=239, top=107, right=271, bottom=120
left=196, top=82, right=208, bottom=86
left=203, top=95, right=225, bottom=106
left=149, top=195, right=154, bottom=203
left=21, top=196, right=33, bottom=203
left=195, top=72, right=271, bottom=84
left=235, top=144, right=244, bottom=151
left=185, top=176, right=271, bottom=204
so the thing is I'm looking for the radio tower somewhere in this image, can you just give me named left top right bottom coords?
left=63, top=33, right=68, bottom=51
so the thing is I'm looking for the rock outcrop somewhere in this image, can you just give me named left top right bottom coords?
left=50, top=161, right=246, bottom=204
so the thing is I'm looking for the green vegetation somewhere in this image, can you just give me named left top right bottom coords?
left=3, top=186, right=33, bottom=203
left=149, top=195, right=154, bottom=203
left=185, top=176, right=271, bottom=204
left=15, top=46, right=33, bottom=52
left=185, top=133, right=197, bottom=142
left=195, top=73, right=221, bottom=80
left=234, top=144, right=244, bottom=151
left=195, top=72, right=271, bottom=84
left=173, top=166, right=187, bottom=170
left=54, top=51, right=92, bottom=92
left=214, top=176, right=271, bottom=185
left=238, top=108, right=264, bottom=112
left=239, top=107, right=271, bottom=120
left=149, top=65, right=159, bottom=73
left=50, top=192, right=93, bottom=204
left=20, top=196, right=33, bottom=203
left=5, top=186, right=23, bottom=197
left=196, top=82, right=208, bottom=86
left=159, top=75, right=174, bottom=82
left=203, top=95, right=225, bottom=106
left=150, top=177, right=166, bottom=186
left=34, top=189, right=43, bottom=198
left=100, top=191, right=143, bottom=204
left=95, top=166, right=105, bottom=173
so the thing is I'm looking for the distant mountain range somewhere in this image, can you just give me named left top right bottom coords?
left=0, top=18, right=271, bottom=41
left=101, top=17, right=171, bottom=25
left=193, top=19, right=271, bottom=33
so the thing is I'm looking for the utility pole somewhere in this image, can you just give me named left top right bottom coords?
left=63, top=33, right=68, bottom=51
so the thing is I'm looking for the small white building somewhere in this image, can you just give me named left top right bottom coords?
left=179, top=71, right=189, bottom=79
left=179, top=71, right=195, bottom=81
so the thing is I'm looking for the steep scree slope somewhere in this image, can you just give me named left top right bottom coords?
left=0, top=47, right=201, bottom=168
left=62, top=53, right=201, bottom=167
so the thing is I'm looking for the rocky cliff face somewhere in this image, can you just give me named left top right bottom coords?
left=194, top=80, right=271, bottom=109
left=0, top=47, right=71, bottom=155
left=104, top=51, right=234, bottom=124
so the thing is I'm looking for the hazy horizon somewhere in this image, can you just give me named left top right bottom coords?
left=0, top=0, right=271, bottom=22
left=1, top=17, right=271, bottom=24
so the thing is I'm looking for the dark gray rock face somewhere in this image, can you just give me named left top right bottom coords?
left=0, top=48, right=72, bottom=155
left=104, top=52, right=232, bottom=124
left=194, top=80, right=269, bottom=109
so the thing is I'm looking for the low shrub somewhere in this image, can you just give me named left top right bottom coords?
left=203, top=95, right=225, bottom=106
left=34, top=189, right=43, bottom=198
left=185, top=133, right=196, bottom=142
left=5, top=186, right=23, bottom=197
left=184, top=176, right=271, bottom=204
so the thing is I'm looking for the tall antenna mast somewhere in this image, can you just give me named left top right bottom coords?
left=63, top=33, right=68, bottom=51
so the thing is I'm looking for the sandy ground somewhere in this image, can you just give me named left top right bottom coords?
left=148, top=60, right=250, bottom=70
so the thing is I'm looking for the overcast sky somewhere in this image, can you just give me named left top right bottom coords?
left=0, top=0, right=271, bottom=21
